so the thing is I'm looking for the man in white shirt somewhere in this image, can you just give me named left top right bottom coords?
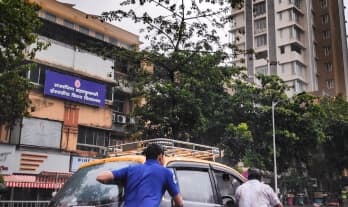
left=235, top=168, right=283, bottom=207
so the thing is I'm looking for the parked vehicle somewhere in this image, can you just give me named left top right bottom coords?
left=49, top=139, right=246, bottom=207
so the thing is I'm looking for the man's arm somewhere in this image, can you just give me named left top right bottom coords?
left=165, top=169, right=183, bottom=207
left=172, top=194, right=184, bottom=207
left=96, top=171, right=114, bottom=184
left=274, top=203, right=283, bottom=207
left=265, top=185, right=283, bottom=207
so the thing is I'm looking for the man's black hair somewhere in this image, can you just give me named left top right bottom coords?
left=248, top=168, right=262, bottom=180
left=142, top=143, right=165, bottom=160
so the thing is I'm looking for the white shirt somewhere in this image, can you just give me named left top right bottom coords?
left=235, top=179, right=280, bottom=207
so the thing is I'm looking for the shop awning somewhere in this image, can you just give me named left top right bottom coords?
left=4, top=174, right=70, bottom=189
left=5, top=181, right=63, bottom=189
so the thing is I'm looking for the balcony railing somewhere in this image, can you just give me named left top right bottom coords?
left=107, top=138, right=221, bottom=161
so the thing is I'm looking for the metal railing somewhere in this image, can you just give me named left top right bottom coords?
left=107, top=138, right=221, bottom=161
left=0, top=201, right=50, bottom=207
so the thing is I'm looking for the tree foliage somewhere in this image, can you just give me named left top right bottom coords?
left=0, top=0, right=45, bottom=127
left=100, top=0, right=245, bottom=142
left=320, top=96, right=348, bottom=172
left=100, top=0, right=348, bottom=187
left=221, top=74, right=327, bottom=174
left=310, top=96, right=348, bottom=191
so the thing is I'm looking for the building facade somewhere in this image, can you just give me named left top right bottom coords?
left=0, top=0, right=140, bottom=200
left=312, top=0, right=348, bottom=97
left=231, top=0, right=348, bottom=98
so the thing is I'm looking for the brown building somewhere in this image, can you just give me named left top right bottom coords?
left=0, top=0, right=141, bottom=200
left=312, top=0, right=348, bottom=98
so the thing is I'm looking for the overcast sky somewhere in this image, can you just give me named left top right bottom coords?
left=59, top=0, right=348, bottom=46
left=58, top=0, right=144, bottom=35
left=58, top=0, right=233, bottom=50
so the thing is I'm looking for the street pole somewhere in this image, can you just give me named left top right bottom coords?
left=272, top=101, right=278, bottom=194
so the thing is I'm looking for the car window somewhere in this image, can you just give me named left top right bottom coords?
left=50, top=161, right=137, bottom=207
left=214, top=170, right=242, bottom=197
left=175, top=169, right=216, bottom=204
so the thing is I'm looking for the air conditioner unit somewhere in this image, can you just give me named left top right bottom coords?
left=116, top=115, right=126, bottom=124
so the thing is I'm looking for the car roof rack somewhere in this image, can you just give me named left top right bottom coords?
left=107, top=138, right=221, bottom=161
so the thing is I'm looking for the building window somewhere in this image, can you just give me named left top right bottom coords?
left=295, top=61, right=305, bottom=76
left=63, top=19, right=74, bottom=29
left=280, top=46, right=285, bottom=54
left=279, top=29, right=283, bottom=38
left=289, top=0, right=301, bottom=8
left=294, top=79, right=305, bottom=92
left=321, top=14, right=329, bottom=24
left=27, top=64, right=46, bottom=85
left=253, top=2, right=266, bottom=17
left=77, top=126, right=110, bottom=149
left=255, top=35, right=267, bottom=47
left=95, top=32, right=104, bottom=41
left=295, top=27, right=302, bottom=41
left=291, top=62, right=296, bottom=75
left=291, top=43, right=302, bottom=54
left=254, top=18, right=267, bottom=34
left=45, top=12, right=56, bottom=22
left=79, top=26, right=89, bottom=35
left=113, top=99, right=125, bottom=113
left=114, top=57, right=130, bottom=73
left=289, top=27, right=293, bottom=39
left=110, top=37, right=118, bottom=46
left=255, top=51, right=268, bottom=59
left=279, top=12, right=283, bottom=20
left=322, top=31, right=330, bottom=40
left=326, top=79, right=334, bottom=89
left=324, top=46, right=331, bottom=56
left=287, top=9, right=301, bottom=23
left=325, top=63, right=333, bottom=72
left=256, top=65, right=268, bottom=75
left=106, top=86, right=114, bottom=101
left=320, top=0, right=327, bottom=8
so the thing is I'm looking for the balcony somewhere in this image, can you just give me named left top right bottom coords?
left=32, top=36, right=114, bottom=82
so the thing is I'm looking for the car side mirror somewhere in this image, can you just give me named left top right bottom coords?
left=222, top=195, right=237, bottom=207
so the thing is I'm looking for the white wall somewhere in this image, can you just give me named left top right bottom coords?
left=32, top=36, right=114, bottom=81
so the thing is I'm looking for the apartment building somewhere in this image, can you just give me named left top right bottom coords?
left=312, top=0, right=348, bottom=97
left=231, top=0, right=348, bottom=98
left=0, top=0, right=140, bottom=200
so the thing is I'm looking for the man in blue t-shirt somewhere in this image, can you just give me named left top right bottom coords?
left=96, top=143, right=184, bottom=207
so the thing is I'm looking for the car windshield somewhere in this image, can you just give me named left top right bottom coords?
left=50, top=161, right=138, bottom=207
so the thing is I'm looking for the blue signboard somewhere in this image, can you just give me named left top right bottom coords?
left=44, top=70, right=106, bottom=107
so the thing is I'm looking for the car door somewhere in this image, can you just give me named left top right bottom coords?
left=211, top=166, right=243, bottom=207
left=161, top=161, right=222, bottom=207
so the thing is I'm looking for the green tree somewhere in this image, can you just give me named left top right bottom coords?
left=131, top=51, right=241, bottom=141
left=101, top=0, right=245, bottom=142
left=316, top=96, right=348, bottom=191
left=223, top=74, right=326, bottom=173
left=320, top=96, right=348, bottom=172
left=220, top=122, right=252, bottom=166
left=0, top=0, right=45, bottom=127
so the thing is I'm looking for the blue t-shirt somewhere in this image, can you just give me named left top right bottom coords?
left=112, top=159, right=179, bottom=207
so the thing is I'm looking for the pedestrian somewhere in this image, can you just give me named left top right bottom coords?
left=235, top=168, right=283, bottom=207
left=96, top=143, right=184, bottom=207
